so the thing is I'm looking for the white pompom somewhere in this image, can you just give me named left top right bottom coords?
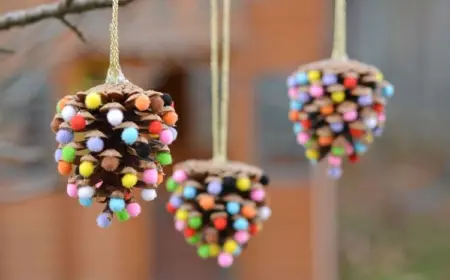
left=61, top=105, right=77, bottom=122
left=258, top=206, right=272, bottom=221
left=107, top=109, right=124, bottom=126
left=77, top=186, right=95, bottom=198
left=364, top=117, right=378, bottom=129
left=141, top=189, right=157, bottom=201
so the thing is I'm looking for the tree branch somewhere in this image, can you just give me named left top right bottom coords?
left=0, top=0, right=137, bottom=31
left=58, top=16, right=86, bottom=42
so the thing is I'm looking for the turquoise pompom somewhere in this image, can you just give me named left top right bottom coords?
left=79, top=198, right=93, bottom=207
left=109, top=198, right=125, bottom=212
left=121, top=127, right=139, bottom=145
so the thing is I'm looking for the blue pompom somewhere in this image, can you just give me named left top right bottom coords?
left=286, top=75, right=296, bottom=87
left=56, top=130, right=74, bottom=144
left=207, top=181, right=222, bottom=195
left=87, top=137, right=104, bottom=152
left=354, top=142, right=368, bottom=154
left=109, top=198, right=125, bottom=212
left=293, top=123, right=303, bottom=134
left=233, top=246, right=242, bottom=257
left=121, top=127, right=139, bottom=145
left=295, top=72, right=308, bottom=85
left=79, top=198, right=93, bottom=207
left=290, top=100, right=302, bottom=111
left=233, top=218, right=249, bottom=231
left=54, top=149, right=62, bottom=162
left=226, top=202, right=241, bottom=215
left=383, top=84, right=395, bottom=98
left=96, top=213, right=112, bottom=228
left=327, top=167, right=342, bottom=179
left=183, top=186, right=197, bottom=199
left=169, top=195, right=183, bottom=208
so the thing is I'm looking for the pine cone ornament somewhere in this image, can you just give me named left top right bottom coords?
left=52, top=82, right=178, bottom=227
left=165, top=160, right=271, bottom=267
left=287, top=59, right=394, bottom=178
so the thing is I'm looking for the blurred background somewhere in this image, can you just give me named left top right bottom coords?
left=1, top=0, right=450, bottom=280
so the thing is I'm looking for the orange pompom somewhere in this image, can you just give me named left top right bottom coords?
left=58, top=161, right=72, bottom=176
left=157, top=173, right=164, bottom=184
left=241, top=205, right=257, bottom=219
left=198, top=195, right=215, bottom=210
left=320, top=105, right=334, bottom=115
left=318, top=136, right=333, bottom=146
left=163, top=112, right=178, bottom=126
left=288, top=111, right=299, bottom=121
left=135, top=94, right=150, bottom=111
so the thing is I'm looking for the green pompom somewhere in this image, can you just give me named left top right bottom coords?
left=197, top=244, right=210, bottom=259
left=166, top=178, right=178, bottom=192
left=116, top=210, right=130, bottom=222
left=331, top=147, right=345, bottom=156
left=56, top=103, right=61, bottom=113
left=188, top=216, right=202, bottom=229
left=157, top=152, right=172, bottom=166
left=186, top=233, right=201, bottom=245
left=61, top=146, right=77, bottom=162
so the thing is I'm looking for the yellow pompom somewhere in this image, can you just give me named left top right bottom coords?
left=305, top=149, right=319, bottom=160
left=223, top=240, right=238, bottom=254
left=122, top=173, right=138, bottom=188
left=85, top=92, right=102, bottom=109
left=79, top=161, right=95, bottom=177
left=175, top=209, right=188, bottom=221
left=236, top=177, right=251, bottom=191
left=331, top=91, right=346, bottom=103
left=365, top=133, right=373, bottom=144
left=307, top=70, right=321, bottom=82
left=209, top=244, right=221, bottom=257
left=376, top=72, right=384, bottom=81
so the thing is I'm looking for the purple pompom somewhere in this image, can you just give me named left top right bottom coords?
left=56, top=130, right=73, bottom=144
left=327, top=166, right=342, bottom=179
left=168, top=127, right=178, bottom=141
left=87, top=137, right=104, bottom=152
left=54, top=149, right=62, bottom=162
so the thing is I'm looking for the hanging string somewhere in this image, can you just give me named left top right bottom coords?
left=219, top=0, right=231, bottom=161
left=331, top=0, right=348, bottom=60
left=106, top=0, right=128, bottom=84
left=211, top=0, right=220, bottom=161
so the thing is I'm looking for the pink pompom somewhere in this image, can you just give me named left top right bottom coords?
left=250, top=189, right=265, bottom=202
left=378, top=113, right=386, bottom=122
left=175, top=220, right=186, bottom=231
left=328, top=156, right=342, bottom=166
left=345, top=143, right=354, bottom=155
left=159, top=130, right=174, bottom=145
left=66, top=183, right=78, bottom=198
left=343, top=111, right=358, bottom=121
left=309, top=85, right=324, bottom=97
left=296, top=132, right=310, bottom=145
left=126, top=202, right=141, bottom=217
left=172, top=170, right=188, bottom=183
left=143, top=168, right=158, bottom=184
left=218, top=253, right=234, bottom=268
left=234, top=231, right=250, bottom=244
left=288, top=88, right=298, bottom=99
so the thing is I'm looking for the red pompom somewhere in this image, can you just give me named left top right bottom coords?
left=71, top=115, right=86, bottom=131
left=213, top=217, right=227, bottom=231
left=184, top=228, right=196, bottom=238
left=249, top=223, right=259, bottom=236
left=344, top=77, right=358, bottom=89
left=349, top=128, right=364, bottom=138
left=301, top=120, right=311, bottom=130
left=166, top=203, right=177, bottom=214
left=349, top=154, right=360, bottom=163
left=148, top=121, right=162, bottom=134
left=373, top=103, right=384, bottom=113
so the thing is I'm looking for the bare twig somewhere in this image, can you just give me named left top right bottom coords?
left=0, top=0, right=136, bottom=31
left=0, top=48, right=15, bottom=54
left=58, top=17, right=86, bottom=42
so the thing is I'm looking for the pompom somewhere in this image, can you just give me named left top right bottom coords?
left=107, top=108, right=123, bottom=126
left=86, top=137, right=104, bottom=152
left=79, top=161, right=95, bottom=177
left=57, top=161, right=72, bottom=176
left=78, top=186, right=95, bottom=198
left=175, top=220, right=186, bottom=231
left=61, top=105, right=77, bottom=122
left=223, top=240, right=239, bottom=254
left=66, top=183, right=78, bottom=197
left=54, top=149, right=62, bottom=162
left=197, top=244, right=210, bottom=259
left=101, top=157, right=119, bottom=172
left=168, top=127, right=178, bottom=141
left=258, top=206, right=272, bottom=221
left=121, top=127, right=139, bottom=145
left=141, top=189, right=157, bottom=201
left=172, top=170, right=187, bottom=183
left=109, top=198, right=125, bottom=212
left=207, top=180, right=222, bottom=195
left=159, top=129, right=174, bottom=145
left=143, top=168, right=158, bottom=184
left=79, top=197, right=93, bottom=207
left=70, top=115, right=86, bottom=131
left=116, top=209, right=130, bottom=222
left=56, top=130, right=73, bottom=144
left=236, top=177, right=251, bottom=192
left=175, top=209, right=189, bottom=221
left=218, top=253, right=234, bottom=268
left=61, top=146, right=76, bottom=162
left=135, top=94, right=150, bottom=111
left=163, top=112, right=178, bottom=126
left=148, top=121, right=162, bottom=134
left=85, top=92, right=102, bottom=109
left=96, top=212, right=112, bottom=228
left=226, top=202, right=240, bottom=215
left=188, top=216, right=203, bottom=229
left=234, top=231, right=250, bottom=244
left=233, top=218, right=249, bottom=231
left=250, top=188, right=265, bottom=202
left=122, top=173, right=138, bottom=188
left=156, top=152, right=172, bottom=166
left=183, top=186, right=197, bottom=199
left=126, top=202, right=141, bottom=217
left=169, top=195, right=183, bottom=208
left=166, top=177, right=179, bottom=192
